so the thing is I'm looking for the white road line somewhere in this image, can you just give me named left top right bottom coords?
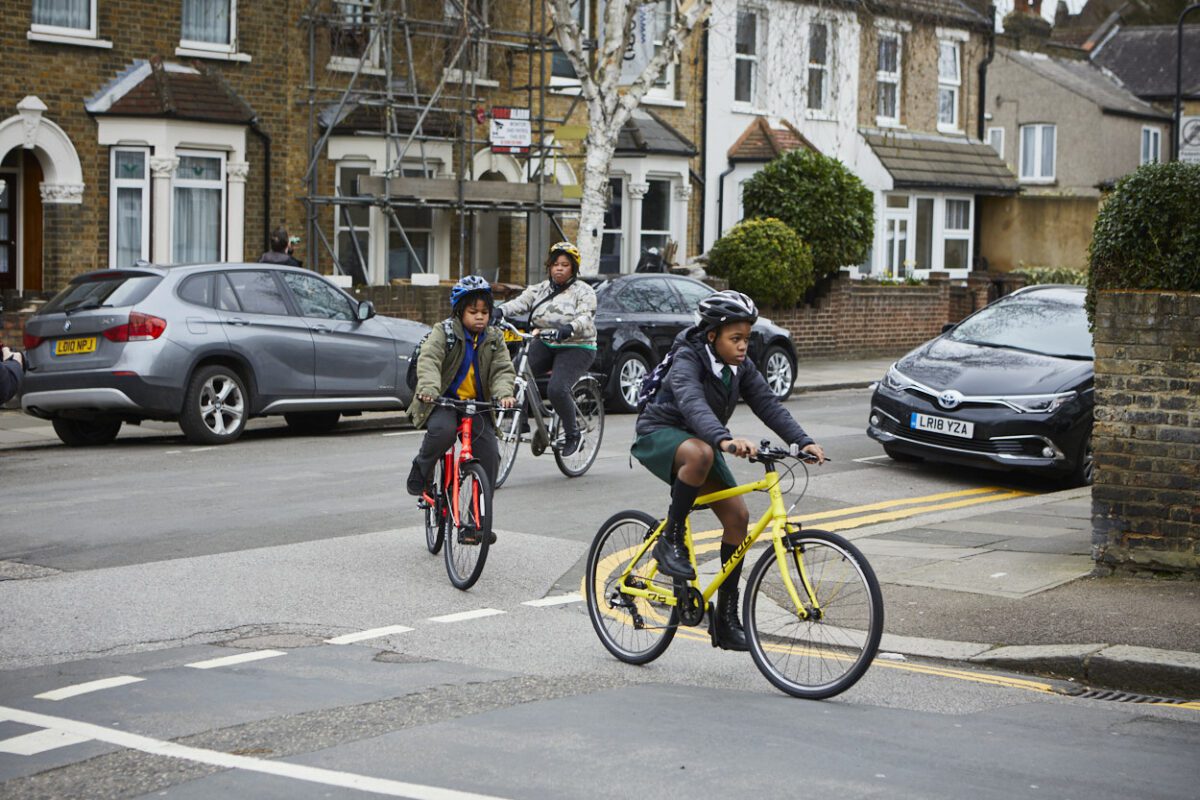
left=185, top=650, right=287, bottom=670
left=35, top=675, right=145, bottom=701
left=427, top=609, right=505, bottom=624
left=853, top=455, right=893, bottom=463
left=326, top=625, right=414, bottom=645
left=188, top=447, right=218, bottom=453
left=521, top=594, right=582, bottom=607
left=0, top=728, right=93, bottom=756
left=0, top=706, right=514, bottom=799
left=164, top=449, right=183, bottom=455
left=382, top=431, right=421, bottom=437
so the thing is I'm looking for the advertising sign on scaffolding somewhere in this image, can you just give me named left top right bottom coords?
left=490, top=107, right=532, bottom=155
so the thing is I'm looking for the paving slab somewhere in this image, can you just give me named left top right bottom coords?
left=891, top=551, right=1095, bottom=598
left=854, top=538, right=988, bottom=562
left=928, top=519, right=1083, bottom=540
left=988, top=532, right=1091, bottom=556
left=872, top=528, right=1009, bottom=548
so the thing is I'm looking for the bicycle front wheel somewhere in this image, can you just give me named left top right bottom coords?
left=494, top=407, right=523, bottom=489
left=744, top=529, right=883, bottom=699
left=444, top=461, right=492, bottom=590
left=424, top=459, right=445, bottom=555
left=554, top=377, right=605, bottom=478
left=585, top=510, right=677, bottom=664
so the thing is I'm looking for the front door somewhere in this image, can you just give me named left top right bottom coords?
left=0, top=169, right=16, bottom=293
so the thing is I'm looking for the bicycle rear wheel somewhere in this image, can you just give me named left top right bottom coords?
left=444, top=461, right=492, bottom=590
left=423, top=459, right=445, bottom=555
left=554, top=377, right=605, bottom=478
left=744, top=529, right=883, bottom=699
left=494, top=407, right=523, bottom=489
left=585, top=510, right=677, bottom=664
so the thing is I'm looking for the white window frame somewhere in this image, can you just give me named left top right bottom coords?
left=733, top=6, right=761, bottom=108
left=602, top=175, right=627, bottom=275
left=30, top=0, right=97, bottom=38
left=1019, top=123, right=1056, bottom=183
left=645, top=0, right=677, bottom=103
left=443, top=0, right=498, bottom=86
left=875, top=31, right=903, bottom=127
left=638, top=176, right=675, bottom=261
left=178, top=0, right=238, bottom=56
left=877, top=193, right=973, bottom=278
left=806, top=20, right=832, bottom=117
left=334, top=161, right=374, bottom=279
left=937, top=40, right=961, bottom=132
left=109, top=147, right=151, bottom=269
left=1141, top=126, right=1162, bottom=165
left=987, top=126, right=1005, bottom=158
left=172, top=150, right=227, bottom=263
left=941, top=196, right=973, bottom=273
left=329, top=0, right=383, bottom=74
left=386, top=165, right=437, bottom=283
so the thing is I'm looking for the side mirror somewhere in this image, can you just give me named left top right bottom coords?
left=357, top=300, right=376, bottom=321
left=941, top=322, right=955, bottom=334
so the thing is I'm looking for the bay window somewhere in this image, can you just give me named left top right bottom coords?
left=943, top=198, right=971, bottom=271
left=640, top=179, right=672, bottom=256
left=110, top=148, right=150, bottom=269
left=173, top=152, right=225, bottom=263
left=335, top=163, right=371, bottom=282
left=601, top=177, right=625, bottom=275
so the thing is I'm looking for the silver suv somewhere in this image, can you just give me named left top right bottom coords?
left=21, top=264, right=428, bottom=446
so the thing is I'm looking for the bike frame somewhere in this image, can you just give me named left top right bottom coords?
left=615, top=461, right=822, bottom=621
left=505, top=333, right=557, bottom=447
left=436, top=402, right=484, bottom=530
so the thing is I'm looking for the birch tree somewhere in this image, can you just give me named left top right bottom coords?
left=548, top=0, right=712, bottom=274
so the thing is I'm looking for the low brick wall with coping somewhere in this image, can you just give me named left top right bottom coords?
left=1091, top=290, right=1200, bottom=575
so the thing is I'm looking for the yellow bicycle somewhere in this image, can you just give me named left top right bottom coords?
left=585, top=441, right=884, bottom=699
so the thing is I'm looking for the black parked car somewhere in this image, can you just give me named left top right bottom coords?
left=582, top=273, right=797, bottom=412
left=866, top=285, right=1094, bottom=486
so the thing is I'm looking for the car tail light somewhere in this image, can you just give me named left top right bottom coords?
left=103, top=311, right=167, bottom=343
left=23, top=332, right=44, bottom=349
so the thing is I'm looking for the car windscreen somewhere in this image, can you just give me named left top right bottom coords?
left=947, top=291, right=1093, bottom=359
left=41, top=272, right=163, bottom=314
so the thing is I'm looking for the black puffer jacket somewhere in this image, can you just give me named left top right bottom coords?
left=636, top=327, right=814, bottom=450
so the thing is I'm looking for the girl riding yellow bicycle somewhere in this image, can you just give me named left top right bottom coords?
left=632, top=290, right=825, bottom=650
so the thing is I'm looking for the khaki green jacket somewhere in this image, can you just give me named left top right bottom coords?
left=406, top=319, right=516, bottom=428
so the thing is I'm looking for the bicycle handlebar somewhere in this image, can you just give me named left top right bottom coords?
left=498, top=321, right=559, bottom=341
left=726, top=439, right=831, bottom=464
left=429, top=396, right=498, bottom=415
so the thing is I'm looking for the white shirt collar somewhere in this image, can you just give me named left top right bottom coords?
left=707, top=345, right=738, bottom=379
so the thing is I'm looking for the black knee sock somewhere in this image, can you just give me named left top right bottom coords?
left=720, top=542, right=744, bottom=588
left=668, top=479, right=700, bottom=528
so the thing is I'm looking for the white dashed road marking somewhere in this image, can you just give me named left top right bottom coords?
left=0, top=706, right=515, bottom=799
left=186, top=650, right=287, bottom=670
left=521, top=594, right=582, bottom=607
left=0, top=728, right=93, bottom=756
left=427, top=609, right=505, bottom=624
left=326, top=625, right=415, bottom=645
left=382, top=431, right=422, bottom=437
left=35, top=675, right=145, bottom=701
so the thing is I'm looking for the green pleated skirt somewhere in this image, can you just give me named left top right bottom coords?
left=630, top=427, right=737, bottom=488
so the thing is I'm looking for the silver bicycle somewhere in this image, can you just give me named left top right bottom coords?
left=493, top=322, right=605, bottom=487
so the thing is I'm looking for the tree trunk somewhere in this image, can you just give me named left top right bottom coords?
left=577, top=130, right=617, bottom=276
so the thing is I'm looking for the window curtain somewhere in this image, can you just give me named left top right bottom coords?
left=115, top=187, right=143, bottom=268
left=33, top=0, right=89, bottom=29
left=182, top=0, right=230, bottom=44
left=173, top=188, right=222, bottom=263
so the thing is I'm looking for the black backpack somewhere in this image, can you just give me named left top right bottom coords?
left=636, top=346, right=680, bottom=412
left=406, top=320, right=457, bottom=392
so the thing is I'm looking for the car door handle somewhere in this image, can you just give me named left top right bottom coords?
left=312, top=324, right=332, bottom=334
left=226, top=318, right=250, bottom=326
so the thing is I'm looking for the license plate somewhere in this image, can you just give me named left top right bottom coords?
left=55, top=337, right=97, bottom=356
left=503, top=329, right=522, bottom=343
left=910, top=412, right=974, bottom=439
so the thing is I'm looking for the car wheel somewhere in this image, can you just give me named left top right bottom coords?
left=179, top=365, right=248, bottom=445
left=51, top=418, right=122, bottom=447
left=761, top=345, right=796, bottom=400
left=883, top=444, right=922, bottom=463
left=284, top=411, right=341, bottom=435
left=610, top=350, right=650, bottom=414
left=1064, top=427, right=1094, bottom=488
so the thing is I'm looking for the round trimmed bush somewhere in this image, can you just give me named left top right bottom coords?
left=1088, top=162, right=1200, bottom=317
left=741, top=149, right=874, bottom=280
left=707, top=218, right=814, bottom=308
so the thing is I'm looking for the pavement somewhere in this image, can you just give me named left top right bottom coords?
left=2, top=354, right=1198, bottom=702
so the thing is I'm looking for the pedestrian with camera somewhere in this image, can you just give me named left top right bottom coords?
left=259, top=226, right=303, bottom=267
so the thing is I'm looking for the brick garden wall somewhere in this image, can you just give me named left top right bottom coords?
left=1091, top=291, right=1200, bottom=575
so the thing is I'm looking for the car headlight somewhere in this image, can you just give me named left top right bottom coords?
left=881, top=365, right=913, bottom=392
left=1005, top=391, right=1077, bottom=413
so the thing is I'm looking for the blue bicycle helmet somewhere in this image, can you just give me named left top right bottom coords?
left=449, top=275, right=492, bottom=312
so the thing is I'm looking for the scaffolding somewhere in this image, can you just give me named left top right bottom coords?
left=300, top=0, right=585, bottom=284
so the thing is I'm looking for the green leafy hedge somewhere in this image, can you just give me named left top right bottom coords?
left=707, top=218, right=814, bottom=308
left=1088, top=162, right=1200, bottom=316
left=1012, top=266, right=1088, bottom=286
left=741, top=149, right=874, bottom=281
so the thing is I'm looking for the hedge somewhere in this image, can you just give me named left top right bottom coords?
left=706, top=218, right=814, bottom=308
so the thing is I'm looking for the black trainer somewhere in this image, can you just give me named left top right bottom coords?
left=406, top=462, right=428, bottom=496
left=560, top=429, right=582, bottom=457
left=651, top=520, right=695, bottom=580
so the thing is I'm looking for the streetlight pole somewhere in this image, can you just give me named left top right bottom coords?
left=1174, top=4, right=1200, bottom=161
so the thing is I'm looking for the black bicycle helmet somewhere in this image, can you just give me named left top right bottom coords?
left=697, top=290, right=758, bottom=329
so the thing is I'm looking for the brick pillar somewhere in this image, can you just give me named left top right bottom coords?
left=927, top=271, right=950, bottom=326
left=966, top=273, right=991, bottom=311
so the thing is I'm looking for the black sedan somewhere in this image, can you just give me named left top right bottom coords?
left=866, top=285, right=1094, bottom=486
left=584, top=273, right=797, bottom=412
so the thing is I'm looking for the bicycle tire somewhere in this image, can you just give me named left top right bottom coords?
left=585, top=510, right=678, bottom=664
left=554, top=377, right=605, bottom=478
left=743, top=529, right=883, bottom=700
left=494, top=407, right=523, bottom=489
left=424, top=459, right=445, bottom=555
left=444, top=461, right=492, bottom=590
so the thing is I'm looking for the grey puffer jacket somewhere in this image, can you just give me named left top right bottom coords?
left=499, top=278, right=597, bottom=347
left=636, top=328, right=814, bottom=450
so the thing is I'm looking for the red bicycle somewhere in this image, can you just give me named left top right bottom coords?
left=419, top=396, right=497, bottom=590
